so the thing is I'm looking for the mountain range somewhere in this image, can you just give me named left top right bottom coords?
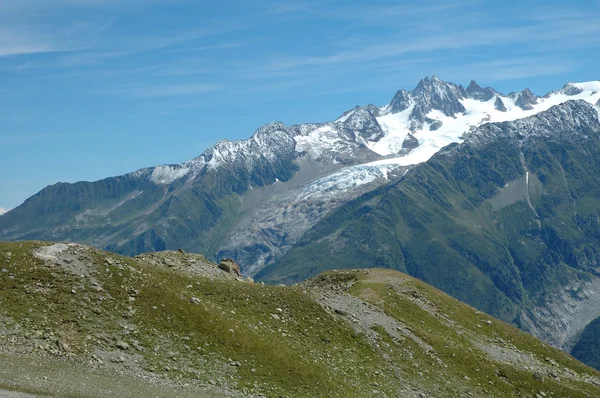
left=2, top=76, right=600, bottom=369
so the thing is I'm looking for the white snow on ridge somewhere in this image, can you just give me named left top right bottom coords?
left=295, top=126, right=344, bottom=158
left=367, top=81, right=600, bottom=166
left=0, top=207, right=9, bottom=216
left=573, top=81, right=600, bottom=92
left=335, top=108, right=357, bottom=123
left=151, top=165, right=190, bottom=185
left=146, top=79, right=600, bottom=188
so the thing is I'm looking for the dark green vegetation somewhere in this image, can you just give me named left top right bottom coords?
left=573, top=317, right=600, bottom=370
left=258, top=101, right=600, bottom=354
left=2, top=241, right=600, bottom=397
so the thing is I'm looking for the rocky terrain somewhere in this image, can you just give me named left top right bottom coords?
left=1, top=241, right=600, bottom=397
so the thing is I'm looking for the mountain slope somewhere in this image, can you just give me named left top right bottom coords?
left=257, top=100, right=600, bottom=353
left=1, top=241, right=600, bottom=397
left=1, top=78, right=599, bottom=278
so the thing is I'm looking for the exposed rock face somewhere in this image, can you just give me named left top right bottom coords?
left=520, top=276, right=600, bottom=350
left=428, top=119, right=443, bottom=131
left=466, top=80, right=497, bottom=101
left=218, top=259, right=241, bottom=277
left=560, top=83, right=584, bottom=96
left=339, top=105, right=385, bottom=142
left=514, top=88, right=538, bottom=110
left=402, top=133, right=420, bottom=150
left=387, top=89, right=412, bottom=113
left=409, top=76, right=466, bottom=129
left=494, top=97, right=507, bottom=112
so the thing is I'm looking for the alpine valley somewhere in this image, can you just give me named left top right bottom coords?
left=3, top=76, right=600, bottom=369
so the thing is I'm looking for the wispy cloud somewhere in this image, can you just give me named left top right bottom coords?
left=258, top=21, right=597, bottom=73
left=0, top=0, right=599, bottom=99
left=103, top=83, right=224, bottom=98
left=439, top=57, right=575, bottom=83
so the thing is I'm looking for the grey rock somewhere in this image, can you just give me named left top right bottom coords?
left=494, top=97, right=507, bottom=112
left=218, top=259, right=241, bottom=277
left=387, top=89, right=412, bottom=113
left=402, top=133, right=420, bottom=150
left=514, top=88, right=538, bottom=110
left=115, top=341, right=130, bottom=350
left=428, top=120, right=443, bottom=131
left=466, top=80, right=497, bottom=101
left=340, top=106, right=385, bottom=142
left=409, top=76, right=466, bottom=129
left=561, top=83, right=584, bottom=96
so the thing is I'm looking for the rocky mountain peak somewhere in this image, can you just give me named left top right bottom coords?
left=413, top=76, right=464, bottom=99
left=342, top=106, right=384, bottom=140
left=251, top=121, right=290, bottom=140
left=494, top=97, right=507, bottom=112
left=560, top=82, right=585, bottom=96
left=466, top=80, right=497, bottom=101
left=409, top=76, right=466, bottom=129
left=513, top=88, right=538, bottom=110
left=387, top=89, right=412, bottom=114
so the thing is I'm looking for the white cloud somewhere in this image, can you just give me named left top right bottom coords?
left=0, top=208, right=10, bottom=216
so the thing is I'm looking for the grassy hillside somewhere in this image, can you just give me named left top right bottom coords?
left=0, top=241, right=599, bottom=397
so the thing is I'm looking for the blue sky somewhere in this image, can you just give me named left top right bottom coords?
left=1, top=0, right=600, bottom=209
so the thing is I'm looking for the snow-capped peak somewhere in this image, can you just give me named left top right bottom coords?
left=142, top=77, right=600, bottom=191
left=367, top=79, right=600, bottom=161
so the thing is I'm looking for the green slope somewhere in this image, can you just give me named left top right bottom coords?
left=1, top=241, right=599, bottom=397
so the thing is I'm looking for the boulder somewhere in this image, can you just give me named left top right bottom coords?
left=219, top=259, right=241, bottom=277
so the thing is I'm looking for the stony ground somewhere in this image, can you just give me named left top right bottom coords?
left=1, top=241, right=600, bottom=397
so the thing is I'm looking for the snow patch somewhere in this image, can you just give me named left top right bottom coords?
left=151, top=165, right=190, bottom=185
left=0, top=207, right=9, bottom=216
left=572, top=81, right=600, bottom=92
left=366, top=81, right=600, bottom=167
left=295, top=126, right=344, bottom=158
